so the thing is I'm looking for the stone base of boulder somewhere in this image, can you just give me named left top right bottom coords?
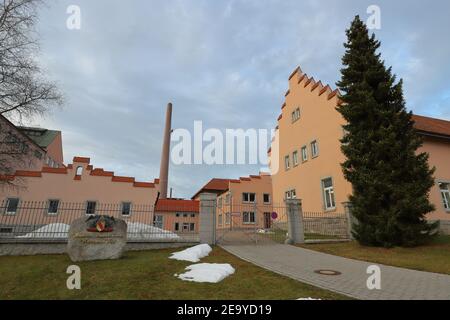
left=67, top=217, right=127, bottom=262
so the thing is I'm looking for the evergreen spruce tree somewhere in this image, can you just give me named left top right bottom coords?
left=336, top=16, right=438, bottom=247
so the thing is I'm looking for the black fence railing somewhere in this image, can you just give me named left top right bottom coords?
left=0, top=201, right=199, bottom=243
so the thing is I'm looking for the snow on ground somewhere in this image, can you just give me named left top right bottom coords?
left=16, top=222, right=179, bottom=240
left=17, top=223, right=70, bottom=239
left=127, top=222, right=180, bottom=240
left=176, top=263, right=235, bottom=283
left=169, top=244, right=212, bottom=262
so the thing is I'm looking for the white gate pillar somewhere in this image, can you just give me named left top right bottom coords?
left=199, top=193, right=217, bottom=245
left=284, top=199, right=305, bottom=244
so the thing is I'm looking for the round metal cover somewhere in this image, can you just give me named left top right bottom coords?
left=314, top=269, right=342, bottom=276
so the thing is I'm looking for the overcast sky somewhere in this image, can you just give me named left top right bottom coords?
left=27, top=0, right=450, bottom=198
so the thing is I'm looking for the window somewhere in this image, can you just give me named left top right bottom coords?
left=439, top=182, right=450, bottom=211
left=174, top=223, right=179, bottom=231
left=293, top=151, right=299, bottom=166
left=183, top=213, right=188, bottom=218
left=322, top=178, right=336, bottom=210
left=243, top=211, right=256, bottom=224
left=301, top=146, right=308, bottom=162
left=154, top=215, right=163, bottom=229
left=0, top=227, right=13, bottom=233
left=218, top=214, right=223, bottom=226
left=175, top=213, right=180, bottom=217
left=76, top=166, right=83, bottom=176
left=291, top=107, right=300, bottom=123
left=311, top=140, right=319, bottom=158
left=225, top=193, right=231, bottom=204
left=242, top=193, right=256, bottom=203
left=47, top=200, right=60, bottom=215
left=285, top=155, right=290, bottom=170
left=182, top=223, right=195, bottom=232
left=191, top=213, right=195, bottom=218
left=218, top=198, right=222, bottom=208
left=263, top=193, right=271, bottom=204
left=285, top=189, right=297, bottom=200
left=5, top=198, right=19, bottom=215
left=225, top=212, right=231, bottom=224
left=85, top=201, right=96, bottom=215
left=121, top=202, right=131, bottom=216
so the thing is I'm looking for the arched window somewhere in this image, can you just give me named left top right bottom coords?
left=76, top=166, right=83, bottom=176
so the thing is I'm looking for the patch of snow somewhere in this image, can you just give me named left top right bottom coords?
left=257, top=229, right=274, bottom=234
left=127, top=222, right=180, bottom=240
left=17, top=223, right=70, bottom=239
left=169, top=244, right=212, bottom=262
left=176, top=263, right=235, bottom=283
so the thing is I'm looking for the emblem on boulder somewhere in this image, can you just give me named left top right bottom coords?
left=86, top=215, right=115, bottom=233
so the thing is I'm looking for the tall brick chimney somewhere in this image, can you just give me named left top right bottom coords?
left=159, top=102, right=172, bottom=199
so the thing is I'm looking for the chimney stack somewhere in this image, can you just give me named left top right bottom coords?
left=159, top=102, right=172, bottom=199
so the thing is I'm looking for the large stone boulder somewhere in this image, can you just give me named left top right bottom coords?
left=67, top=216, right=127, bottom=262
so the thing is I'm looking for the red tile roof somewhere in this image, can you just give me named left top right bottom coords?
left=191, top=178, right=232, bottom=199
left=412, top=115, right=450, bottom=138
left=156, top=199, right=199, bottom=213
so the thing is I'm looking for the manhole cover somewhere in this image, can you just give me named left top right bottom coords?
left=314, top=269, right=342, bottom=276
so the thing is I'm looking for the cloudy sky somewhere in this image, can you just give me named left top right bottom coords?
left=28, top=0, right=450, bottom=198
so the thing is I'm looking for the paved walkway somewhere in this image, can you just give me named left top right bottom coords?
left=220, top=244, right=450, bottom=300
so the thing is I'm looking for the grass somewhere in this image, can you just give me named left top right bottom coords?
left=0, top=246, right=348, bottom=300
left=298, top=235, right=450, bottom=275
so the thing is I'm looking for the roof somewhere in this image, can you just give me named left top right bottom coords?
left=412, top=115, right=450, bottom=139
left=191, top=178, right=233, bottom=199
left=18, top=127, right=60, bottom=149
left=0, top=114, right=45, bottom=152
left=155, top=199, right=199, bottom=213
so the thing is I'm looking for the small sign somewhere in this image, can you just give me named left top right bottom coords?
left=271, top=212, right=278, bottom=220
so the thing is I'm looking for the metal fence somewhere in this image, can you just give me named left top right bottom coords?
left=302, top=211, right=349, bottom=240
left=0, top=201, right=199, bottom=243
left=215, top=203, right=289, bottom=245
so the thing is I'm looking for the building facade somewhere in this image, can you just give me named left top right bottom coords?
left=269, top=66, right=450, bottom=224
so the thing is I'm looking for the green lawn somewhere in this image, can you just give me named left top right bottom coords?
left=0, top=246, right=348, bottom=300
left=299, top=235, right=450, bottom=275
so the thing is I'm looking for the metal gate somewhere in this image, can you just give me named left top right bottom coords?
left=215, top=204, right=288, bottom=245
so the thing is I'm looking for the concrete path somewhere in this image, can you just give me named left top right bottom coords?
left=221, top=244, right=450, bottom=300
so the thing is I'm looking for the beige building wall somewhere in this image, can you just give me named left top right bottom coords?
left=270, top=66, right=450, bottom=221
left=270, top=67, right=352, bottom=213
left=0, top=157, right=160, bottom=224
left=420, top=136, right=450, bottom=220
left=216, top=173, right=273, bottom=229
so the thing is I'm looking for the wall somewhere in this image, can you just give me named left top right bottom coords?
left=216, top=174, right=273, bottom=229
left=270, top=68, right=352, bottom=214
left=420, top=136, right=450, bottom=220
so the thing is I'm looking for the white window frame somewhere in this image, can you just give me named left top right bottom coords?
left=121, top=201, right=132, bottom=216
left=225, top=212, right=231, bottom=225
left=285, top=155, right=290, bottom=170
left=85, top=201, right=97, bottom=216
left=243, top=211, right=256, bottom=224
left=242, top=192, right=256, bottom=204
left=47, top=199, right=60, bottom=216
left=301, top=146, right=308, bottom=162
left=321, top=178, right=336, bottom=211
left=311, top=140, right=319, bottom=158
left=218, top=213, right=223, bottom=226
left=263, top=193, right=271, bottom=204
left=293, top=151, right=299, bottom=166
left=5, top=198, right=20, bottom=215
left=154, top=215, right=164, bottom=229
left=291, top=107, right=301, bottom=123
left=439, top=182, right=450, bottom=211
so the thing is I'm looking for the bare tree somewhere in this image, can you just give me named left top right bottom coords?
left=0, top=0, right=63, bottom=186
